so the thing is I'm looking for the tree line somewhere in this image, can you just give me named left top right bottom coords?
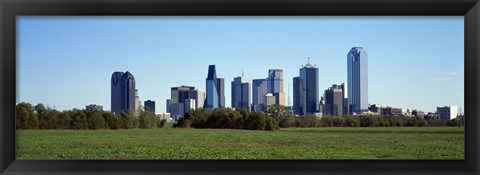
left=173, top=104, right=464, bottom=131
left=15, top=102, right=166, bottom=130
left=16, top=102, right=464, bottom=130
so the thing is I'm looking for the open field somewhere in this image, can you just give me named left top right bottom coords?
left=16, top=126, right=464, bottom=159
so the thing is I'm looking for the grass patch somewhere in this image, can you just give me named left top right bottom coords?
left=16, top=127, right=464, bottom=160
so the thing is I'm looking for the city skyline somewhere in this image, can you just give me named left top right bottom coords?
left=17, top=16, right=464, bottom=113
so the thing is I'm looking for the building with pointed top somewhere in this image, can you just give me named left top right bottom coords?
left=231, top=72, right=251, bottom=111
left=293, top=57, right=319, bottom=115
left=205, top=65, right=225, bottom=109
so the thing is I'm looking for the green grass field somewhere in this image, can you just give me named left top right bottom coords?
left=16, top=126, right=464, bottom=159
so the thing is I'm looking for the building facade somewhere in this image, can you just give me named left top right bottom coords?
left=252, top=79, right=267, bottom=112
left=135, top=89, right=141, bottom=112
left=205, top=65, right=220, bottom=109
left=191, top=90, right=205, bottom=110
left=266, top=69, right=285, bottom=106
left=111, top=71, right=136, bottom=113
left=217, top=78, right=225, bottom=108
left=264, top=93, right=276, bottom=111
left=323, top=83, right=346, bottom=116
left=437, top=106, right=458, bottom=120
left=144, top=100, right=155, bottom=112
left=231, top=75, right=251, bottom=111
left=293, top=59, right=319, bottom=115
left=347, top=47, right=368, bottom=115
left=167, top=98, right=184, bottom=121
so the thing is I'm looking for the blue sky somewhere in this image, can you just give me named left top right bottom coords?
left=17, top=16, right=464, bottom=113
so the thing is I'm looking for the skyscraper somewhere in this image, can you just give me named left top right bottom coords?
left=191, top=90, right=205, bottom=110
left=293, top=58, right=319, bottom=115
left=205, top=65, right=225, bottom=109
left=111, top=71, right=135, bottom=113
left=347, top=47, right=368, bottom=115
left=144, top=100, right=155, bottom=112
left=266, top=69, right=285, bottom=106
left=323, top=83, right=346, bottom=116
left=252, top=79, right=267, bottom=112
left=216, top=78, right=225, bottom=108
left=231, top=73, right=251, bottom=111
left=135, top=89, right=140, bottom=112
left=292, top=77, right=302, bottom=115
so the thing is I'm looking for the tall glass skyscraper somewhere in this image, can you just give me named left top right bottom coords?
left=111, top=71, right=136, bottom=113
left=205, top=65, right=219, bottom=109
left=252, top=79, right=267, bottom=112
left=231, top=74, right=251, bottom=111
left=293, top=58, right=319, bottom=115
left=266, top=69, right=285, bottom=106
left=347, top=47, right=368, bottom=115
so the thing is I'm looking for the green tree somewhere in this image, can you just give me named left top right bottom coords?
left=72, top=110, right=88, bottom=130
left=57, top=111, right=72, bottom=129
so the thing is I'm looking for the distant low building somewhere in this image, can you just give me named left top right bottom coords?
left=86, top=104, right=103, bottom=111
left=425, top=112, right=439, bottom=120
left=156, top=112, right=172, bottom=122
left=412, top=110, right=424, bottom=118
left=437, top=106, right=458, bottom=120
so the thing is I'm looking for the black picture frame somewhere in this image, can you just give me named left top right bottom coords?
left=1, top=0, right=479, bottom=174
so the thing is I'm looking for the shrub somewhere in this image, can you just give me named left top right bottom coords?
left=158, top=119, right=167, bottom=128
left=333, top=116, right=345, bottom=127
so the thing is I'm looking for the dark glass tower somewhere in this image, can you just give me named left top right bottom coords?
left=144, top=100, right=156, bottom=112
left=111, top=71, right=135, bottom=113
left=293, top=58, right=319, bottom=115
left=205, top=65, right=219, bottom=109
left=231, top=75, right=251, bottom=111
left=252, top=79, right=267, bottom=112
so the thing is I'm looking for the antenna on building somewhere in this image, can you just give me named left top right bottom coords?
left=242, top=69, right=244, bottom=77
left=307, top=57, right=310, bottom=64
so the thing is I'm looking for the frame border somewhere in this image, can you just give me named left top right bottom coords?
left=1, top=0, right=479, bottom=174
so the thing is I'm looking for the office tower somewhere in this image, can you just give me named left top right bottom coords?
left=264, top=93, right=276, bottom=111
left=191, top=90, right=205, bottom=109
left=185, top=99, right=196, bottom=112
left=171, top=86, right=195, bottom=104
left=216, top=78, right=225, bottom=108
left=437, top=106, right=458, bottom=120
left=168, top=101, right=184, bottom=121
left=323, top=83, right=346, bottom=116
left=111, top=71, right=135, bottom=113
left=292, top=58, right=319, bottom=115
left=135, top=89, right=140, bottom=112
left=252, top=79, right=267, bottom=112
left=292, top=77, right=302, bottom=115
left=86, top=104, right=103, bottom=111
left=205, top=65, right=221, bottom=109
left=144, top=100, right=155, bottom=112
left=347, top=47, right=368, bottom=115
left=266, top=69, right=285, bottom=106
left=231, top=74, right=251, bottom=111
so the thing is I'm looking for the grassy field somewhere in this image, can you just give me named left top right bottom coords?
left=16, top=126, right=464, bottom=159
